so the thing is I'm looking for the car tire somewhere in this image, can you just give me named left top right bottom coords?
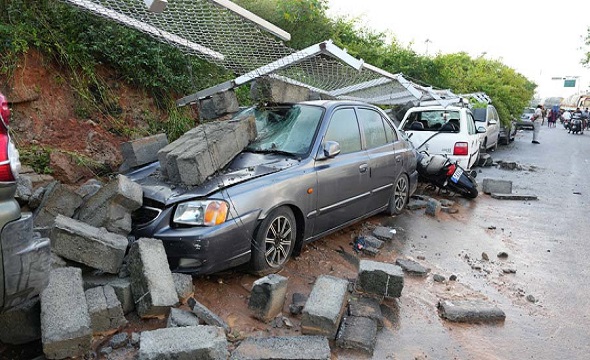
left=387, top=173, right=409, bottom=215
left=251, top=206, right=296, bottom=275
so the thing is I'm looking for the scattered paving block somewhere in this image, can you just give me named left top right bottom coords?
left=248, top=274, right=288, bottom=322
left=372, top=226, right=396, bottom=241
left=33, top=181, right=83, bottom=228
left=167, top=308, right=201, bottom=328
left=357, top=260, right=404, bottom=298
left=51, top=215, right=128, bottom=274
left=301, top=275, right=348, bottom=339
left=138, top=326, right=228, bottom=360
left=120, top=133, right=168, bottom=169
left=250, top=77, right=311, bottom=104
left=363, top=235, right=384, bottom=249
left=289, top=293, right=307, bottom=315
left=335, top=316, right=378, bottom=355
left=129, top=238, right=179, bottom=318
left=188, top=297, right=230, bottom=333
left=83, top=275, right=134, bottom=314
left=0, top=297, right=41, bottom=345
left=490, top=193, right=538, bottom=200
left=85, top=285, right=128, bottom=334
left=438, top=300, right=506, bottom=323
left=172, top=273, right=194, bottom=302
left=395, top=258, right=430, bottom=277
left=406, top=199, right=428, bottom=210
left=348, top=296, right=383, bottom=327
left=230, top=336, right=331, bottom=360
left=199, top=89, right=240, bottom=120
left=425, top=199, right=442, bottom=217
left=40, top=267, right=92, bottom=359
left=482, top=178, right=513, bottom=195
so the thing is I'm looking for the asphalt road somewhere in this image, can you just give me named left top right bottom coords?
left=344, top=125, right=590, bottom=359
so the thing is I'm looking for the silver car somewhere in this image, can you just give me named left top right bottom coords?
left=129, top=101, right=418, bottom=275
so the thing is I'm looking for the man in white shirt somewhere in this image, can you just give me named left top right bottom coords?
left=531, top=105, right=543, bottom=144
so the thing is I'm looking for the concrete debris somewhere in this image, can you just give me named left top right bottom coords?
left=15, top=174, right=33, bottom=206
left=481, top=252, right=489, bottom=261
left=250, top=77, right=312, bottom=104
left=335, top=316, right=378, bottom=355
left=188, top=297, right=231, bottom=334
left=85, top=285, right=127, bottom=334
left=439, top=199, right=455, bottom=207
left=482, top=178, right=513, bottom=195
left=131, top=332, right=141, bottom=347
left=433, top=274, right=446, bottom=283
left=502, top=268, right=517, bottom=274
left=33, top=181, right=83, bottom=228
left=425, top=199, right=442, bottom=217
left=363, top=235, right=385, bottom=249
left=490, top=193, right=538, bottom=200
left=138, top=326, right=228, bottom=360
left=40, top=267, right=92, bottom=359
left=301, top=275, right=349, bottom=339
left=172, top=273, right=194, bottom=303
left=363, top=246, right=380, bottom=257
left=498, top=161, right=522, bottom=171
left=478, top=153, right=494, bottom=167
left=28, top=186, right=45, bottom=210
left=167, top=308, right=201, bottom=328
left=449, top=274, right=458, bottom=281
left=248, top=274, right=288, bottom=322
left=372, top=226, right=397, bottom=241
left=200, top=89, right=240, bottom=120
left=83, top=275, right=135, bottom=315
left=497, top=251, right=509, bottom=259
left=51, top=215, right=128, bottom=274
left=395, top=258, right=430, bottom=277
left=119, top=133, right=168, bottom=171
left=438, top=300, right=506, bottom=323
left=348, top=296, right=383, bottom=327
left=406, top=199, right=429, bottom=210
left=230, top=335, right=331, bottom=360
left=128, top=238, right=179, bottom=318
left=441, top=206, right=458, bottom=214
left=110, top=332, right=129, bottom=349
left=289, top=293, right=307, bottom=315
left=0, top=297, right=41, bottom=345
left=357, top=260, right=404, bottom=298
left=526, top=295, right=537, bottom=303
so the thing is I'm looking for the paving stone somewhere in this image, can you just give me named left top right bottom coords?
left=363, top=235, right=384, bottom=249
left=248, top=274, right=289, bottom=322
left=396, top=258, right=430, bottom=277
left=482, top=178, right=513, bottom=195
left=120, top=133, right=168, bottom=169
left=425, top=199, right=442, bottom=217
left=335, top=316, right=377, bottom=355
left=301, top=275, right=348, bottom=339
left=40, top=267, right=92, bottom=359
left=51, top=215, right=128, bottom=274
left=172, top=273, right=194, bottom=302
left=129, top=238, right=179, bottom=318
left=490, top=193, right=538, bottom=200
left=372, top=226, right=396, bottom=241
left=438, top=300, right=506, bottom=323
left=188, top=297, right=230, bottom=333
left=357, top=260, right=404, bottom=298
left=167, top=308, right=201, bottom=328
left=348, top=296, right=383, bottom=327
left=250, top=77, right=311, bottom=104
left=289, top=293, right=307, bottom=315
left=0, top=297, right=41, bottom=345
left=230, top=335, right=330, bottom=360
left=85, top=285, right=127, bottom=334
left=33, top=181, right=83, bottom=228
left=138, top=326, right=228, bottom=360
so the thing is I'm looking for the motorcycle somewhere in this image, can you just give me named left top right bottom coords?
left=416, top=151, right=478, bottom=199
left=569, top=113, right=584, bottom=134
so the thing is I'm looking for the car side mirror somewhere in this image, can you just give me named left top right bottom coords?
left=323, top=141, right=341, bottom=158
left=477, top=126, right=487, bottom=133
left=489, top=119, right=497, bottom=125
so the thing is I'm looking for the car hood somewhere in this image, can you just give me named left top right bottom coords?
left=126, top=152, right=300, bottom=205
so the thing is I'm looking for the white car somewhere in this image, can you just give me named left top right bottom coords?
left=399, top=105, right=482, bottom=170
left=472, top=105, right=500, bottom=151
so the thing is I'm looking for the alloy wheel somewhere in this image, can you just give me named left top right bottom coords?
left=394, top=175, right=409, bottom=212
left=264, top=215, right=293, bottom=268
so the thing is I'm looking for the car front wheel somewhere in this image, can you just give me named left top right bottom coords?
left=251, top=206, right=296, bottom=275
left=387, top=173, right=409, bottom=215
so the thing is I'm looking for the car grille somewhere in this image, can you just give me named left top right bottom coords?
left=132, top=199, right=164, bottom=227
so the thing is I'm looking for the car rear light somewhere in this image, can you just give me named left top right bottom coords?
left=446, top=163, right=457, bottom=176
left=0, top=92, right=10, bottom=128
left=453, top=142, right=468, bottom=156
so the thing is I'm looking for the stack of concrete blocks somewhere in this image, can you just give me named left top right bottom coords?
left=85, top=285, right=128, bottom=334
left=157, top=115, right=257, bottom=186
left=199, top=89, right=240, bottom=120
left=301, top=275, right=349, bottom=339
left=248, top=274, right=289, bottom=322
left=119, top=133, right=168, bottom=172
left=128, top=238, right=179, bottom=318
left=138, top=326, right=229, bottom=360
left=357, top=260, right=404, bottom=298
left=40, top=267, right=92, bottom=359
left=83, top=275, right=135, bottom=314
left=33, top=181, right=83, bottom=228
left=77, top=175, right=143, bottom=235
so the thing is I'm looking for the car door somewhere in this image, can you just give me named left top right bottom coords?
left=313, top=107, right=370, bottom=236
left=465, top=111, right=480, bottom=168
left=489, top=106, right=500, bottom=142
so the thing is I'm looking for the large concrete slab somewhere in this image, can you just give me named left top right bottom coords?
left=33, top=181, right=83, bottom=228
left=0, top=297, right=41, bottom=345
left=128, top=238, right=179, bottom=318
left=301, top=275, right=348, bottom=339
left=50, top=215, right=128, bottom=274
left=230, top=336, right=331, bottom=360
left=248, top=274, right=288, bottom=322
left=438, top=300, right=506, bottom=323
left=85, top=285, right=127, bottom=334
left=357, top=260, right=404, bottom=298
left=138, top=326, right=228, bottom=360
left=40, top=267, right=92, bottom=359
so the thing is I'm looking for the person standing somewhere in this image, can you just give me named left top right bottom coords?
left=531, top=104, right=543, bottom=144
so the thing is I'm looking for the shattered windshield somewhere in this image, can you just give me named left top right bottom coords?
left=246, top=104, right=324, bottom=156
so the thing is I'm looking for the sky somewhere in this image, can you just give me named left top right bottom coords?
left=326, top=0, right=590, bottom=100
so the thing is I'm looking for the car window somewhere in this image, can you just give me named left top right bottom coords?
left=383, top=116, right=398, bottom=142
left=467, top=112, right=477, bottom=135
left=472, top=108, right=486, bottom=122
left=357, top=108, right=387, bottom=149
left=324, top=108, right=361, bottom=154
left=402, top=110, right=461, bottom=131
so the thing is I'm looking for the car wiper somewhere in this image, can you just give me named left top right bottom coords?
left=246, top=148, right=297, bottom=157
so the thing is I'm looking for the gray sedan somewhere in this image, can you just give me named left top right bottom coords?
left=129, top=101, right=418, bottom=275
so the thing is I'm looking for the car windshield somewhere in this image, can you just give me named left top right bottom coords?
left=472, top=108, right=486, bottom=122
left=402, top=110, right=461, bottom=132
left=245, top=104, right=324, bottom=156
left=523, top=108, right=535, bottom=115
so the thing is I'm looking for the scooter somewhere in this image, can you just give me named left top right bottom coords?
left=416, top=151, right=478, bottom=199
left=569, top=114, right=584, bottom=134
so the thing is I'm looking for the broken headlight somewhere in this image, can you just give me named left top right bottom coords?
left=173, top=200, right=229, bottom=226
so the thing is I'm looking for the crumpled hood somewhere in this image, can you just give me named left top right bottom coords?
left=126, top=152, right=300, bottom=205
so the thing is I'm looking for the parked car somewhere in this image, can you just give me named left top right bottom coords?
left=516, top=107, right=535, bottom=130
left=498, top=120, right=517, bottom=145
left=472, top=105, right=500, bottom=151
left=399, top=105, right=483, bottom=170
left=0, top=91, right=50, bottom=313
left=129, top=101, right=418, bottom=275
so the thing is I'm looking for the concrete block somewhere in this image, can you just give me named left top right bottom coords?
left=172, top=273, right=194, bottom=302
left=33, top=181, right=83, bottom=228
left=76, top=178, right=103, bottom=200
left=406, top=199, right=428, bottom=210
left=335, top=316, right=377, bottom=355
left=16, top=174, right=33, bottom=206
left=490, top=193, right=538, bottom=200
left=395, top=258, right=430, bottom=277
left=120, top=133, right=168, bottom=168
left=188, top=297, right=230, bottom=333
left=0, top=297, right=41, bottom=345
left=199, top=90, right=239, bottom=120
left=438, top=300, right=506, bottom=323
left=363, top=235, right=384, bottom=249
left=138, top=326, right=228, bottom=360
left=425, top=199, right=442, bottom=217
left=248, top=274, right=288, bottom=322
left=348, top=296, right=383, bottom=327
left=50, top=215, right=128, bottom=274
left=40, top=267, right=92, bottom=359
left=167, top=307, right=201, bottom=328
left=250, top=77, right=311, bottom=104
left=230, top=336, right=331, bottom=360
left=289, top=293, right=307, bottom=315
left=372, top=226, right=396, bottom=241
left=110, top=332, right=129, bottom=349
left=83, top=275, right=134, bottom=314
left=129, top=238, right=179, bottom=318
left=85, top=285, right=127, bottom=334
left=301, top=275, right=348, bottom=339
left=357, top=260, right=404, bottom=298
left=482, top=178, right=512, bottom=195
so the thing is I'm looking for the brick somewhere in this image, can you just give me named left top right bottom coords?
left=138, top=326, right=228, bottom=360
left=230, top=336, right=330, bottom=360
left=438, top=300, right=506, bottom=323
left=335, top=316, right=377, bottom=355
left=357, top=260, right=404, bottom=298
left=33, top=181, right=83, bottom=228
left=120, top=133, right=168, bottom=168
left=301, top=275, right=348, bottom=339
left=0, top=297, right=41, bottom=345
left=248, top=274, right=288, bottom=322
left=85, top=285, right=127, bottom=334
left=482, top=178, right=512, bottom=195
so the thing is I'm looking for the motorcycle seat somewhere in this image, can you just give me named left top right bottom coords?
left=425, top=155, right=448, bottom=174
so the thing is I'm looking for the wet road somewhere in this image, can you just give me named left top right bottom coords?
left=343, top=126, right=590, bottom=359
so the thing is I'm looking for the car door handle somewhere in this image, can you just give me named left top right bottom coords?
left=395, top=155, right=402, bottom=162
left=359, top=164, right=368, bottom=173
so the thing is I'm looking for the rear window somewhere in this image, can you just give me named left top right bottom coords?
left=472, top=108, right=486, bottom=122
left=402, top=110, right=461, bottom=132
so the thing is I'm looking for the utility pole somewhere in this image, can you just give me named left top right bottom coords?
left=425, top=39, right=431, bottom=56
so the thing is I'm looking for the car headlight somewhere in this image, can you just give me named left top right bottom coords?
left=173, top=200, right=229, bottom=226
